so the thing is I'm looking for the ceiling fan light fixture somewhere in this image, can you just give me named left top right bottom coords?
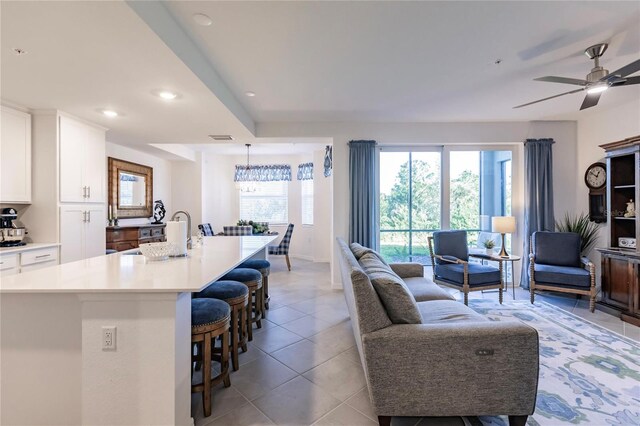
left=587, top=84, right=608, bottom=95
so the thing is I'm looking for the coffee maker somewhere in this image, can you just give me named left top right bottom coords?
left=0, top=208, right=27, bottom=247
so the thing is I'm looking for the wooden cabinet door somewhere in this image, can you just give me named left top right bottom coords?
left=84, top=205, right=106, bottom=259
left=0, top=106, right=31, bottom=203
left=83, top=126, right=105, bottom=203
left=602, top=255, right=632, bottom=310
left=60, top=206, right=85, bottom=263
left=59, top=116, right=86, bottom=203
left=633, top=261, right=640, bottom=316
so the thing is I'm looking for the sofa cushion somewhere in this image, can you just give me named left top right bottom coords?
left=350, top=242, right=390, bottom=266
left=403, top=277, right=455, bottom=302
left=417, top=300, right=487, bottom=324
left=533, top=232, right=581, bottom=267
left=433, top=230, right=469, bottom=264
left=434, top=263, right=501, bottom=286
left=359, top=252, right=422, bottom=324
left=534, top=264, right=591, bottom=288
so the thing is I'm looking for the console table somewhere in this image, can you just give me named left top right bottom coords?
left=106, top=223, right=166, bottom=251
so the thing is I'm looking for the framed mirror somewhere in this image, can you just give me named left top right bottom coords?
left=108, top=157, right=153, bottom=218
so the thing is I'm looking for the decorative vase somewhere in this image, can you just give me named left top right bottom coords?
left=486, top=248, right=494, bottom=255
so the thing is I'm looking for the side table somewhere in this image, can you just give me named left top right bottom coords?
left=469, top=249, right=521, bottom=300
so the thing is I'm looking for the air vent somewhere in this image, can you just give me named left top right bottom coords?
left=208, top=135, right=234, bottom=141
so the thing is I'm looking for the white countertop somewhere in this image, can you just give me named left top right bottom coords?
left=0, top=242, right=60, bottom=255
left=0, top=236, right=277, bottom=294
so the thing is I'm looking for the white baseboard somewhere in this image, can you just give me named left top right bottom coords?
left=290, top=254, right=314, bottom=262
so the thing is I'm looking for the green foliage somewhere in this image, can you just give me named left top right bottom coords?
left=237, top=220, right=269, bottom=234
left=482, top=239, right=496, bottom=249
left=380, top=159, right=480, bottom=261
left=555, top=212, right=601, bottom=255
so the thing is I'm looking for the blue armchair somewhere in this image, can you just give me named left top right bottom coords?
left=530, top=232, right=596, bottom=311
left=428, top=230, right=503, bottom=305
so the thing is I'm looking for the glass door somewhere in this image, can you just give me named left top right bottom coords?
left=379, top=150, right=441, bottom=263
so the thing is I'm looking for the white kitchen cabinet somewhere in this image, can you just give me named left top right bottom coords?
left=60, top=205, right=106, bottom=263
left=0, top=253, right=19, bottom=276
left=0, top=106, right=31, bottom=203
left=59, top=115, right=105, bottom=203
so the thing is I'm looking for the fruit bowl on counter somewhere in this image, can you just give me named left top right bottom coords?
left=138, top=242, right=176, bottom=261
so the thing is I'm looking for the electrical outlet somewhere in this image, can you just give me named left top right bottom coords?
left=102, top=326, right=116, bottom=350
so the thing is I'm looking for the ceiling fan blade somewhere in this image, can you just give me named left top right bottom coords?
left=611, top=75, right=640, bottom=86
left=513, top=88, right=584, bottom=109
left=601, top=59, right=640, bottom=80
left=535, top=76, right=588, bottom=86
left=580, top=92, right=601, bottom=110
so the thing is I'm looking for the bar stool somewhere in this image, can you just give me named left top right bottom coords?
left=191, top=298, right=231, bottom=418
left=238, top=259, right=271, bottom=313
left=194, top=281, right=248, bottom=371
left=220, top=268, right=263, bottom=341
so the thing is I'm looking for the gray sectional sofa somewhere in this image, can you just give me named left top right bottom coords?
left=337, top=238, right=539, bottom=426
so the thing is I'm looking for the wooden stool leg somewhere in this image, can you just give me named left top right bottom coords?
left=255, top=287, right=263, bottom=329
left=230, top=306, right=239, bottom=371
left=240, top=301, right=248, bottom=352
left=285, top=255, right=291, bottom=271
left=264, top=275, right=270, bottom=310
left=221, top=329, right=230, bottom=388
left=246, top=301, right=253, bottom=341
left=202, top=332, right=212, bottom=417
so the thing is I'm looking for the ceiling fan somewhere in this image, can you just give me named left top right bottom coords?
left=514, top=43, right=640, bottom=110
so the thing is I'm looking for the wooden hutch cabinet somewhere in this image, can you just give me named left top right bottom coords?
left=596, top=135, right=640, bottom=326
left=106, top=224, right=166, bottom=252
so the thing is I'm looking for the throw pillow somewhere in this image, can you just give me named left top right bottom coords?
left=350, top=243, right=390, bottom=266
left=358, top=252, right=422, bottom=324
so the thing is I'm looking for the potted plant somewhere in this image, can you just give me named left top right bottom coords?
left=555, top=212, right=601, bottom=255
left=483, top=239, right=496, bottom=254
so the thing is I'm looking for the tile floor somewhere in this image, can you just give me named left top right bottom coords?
left=193, top=259, right=640, bottom=426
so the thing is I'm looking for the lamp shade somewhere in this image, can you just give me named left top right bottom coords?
left=492, top=216, right=516, bottom=234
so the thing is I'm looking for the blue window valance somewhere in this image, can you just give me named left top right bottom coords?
left=234, top=164, right=292, bottom=182
left=297, top=162, right=314, bottom=180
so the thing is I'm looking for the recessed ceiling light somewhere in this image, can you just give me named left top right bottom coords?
left=245, top=91, right=256, bottom=97
left=192, top=13, right=212, bottom=26
left=158, top=91, right=177, bottom=100
left=102, top=110, right=118, bottom=118
left=11, top=47, right=27, bottom=56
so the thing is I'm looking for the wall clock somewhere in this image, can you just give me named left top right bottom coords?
left=585, top=162, right=607, bottom=223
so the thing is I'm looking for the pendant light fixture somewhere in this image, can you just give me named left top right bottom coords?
left=235, top=144, right=256, bottom=192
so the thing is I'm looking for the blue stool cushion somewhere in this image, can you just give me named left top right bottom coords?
left=221, top=268, right=262, bottom=283
left=195, top=280, right=248, bottom=300
left=238, top=259, right=271, bottom=273
left=191, top=298, right=230, bottom=327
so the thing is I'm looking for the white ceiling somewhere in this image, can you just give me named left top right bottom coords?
left=166, top=1, right=640, bottom=122
left=0, top=1, right=253, bottom=147
left=1, top=1, right=639, bottom=152
left=185, top=139, right=330, bottom=156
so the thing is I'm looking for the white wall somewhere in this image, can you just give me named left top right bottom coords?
left=171, top=153, right=203, bottom=232
left=258, top=120, right=579, bottom=286
left=200, top=151, right=332, bottom=262
left=106, top=142, right=173, bottom=225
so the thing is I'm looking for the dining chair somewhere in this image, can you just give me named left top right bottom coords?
left=268, top=224, right=294, bottom=271
left=198, top=223, right=215, bottom=236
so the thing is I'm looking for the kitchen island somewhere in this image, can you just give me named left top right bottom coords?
left=1, top=235, right=277, bottom=426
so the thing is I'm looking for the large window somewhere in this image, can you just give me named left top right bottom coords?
left=379, top=151, right=441, bottom=263
left=239, top=181, right=288, bottom=223
left=379, top=147, right=513, bottom=264
left=301, top=179, right=314, bottom=225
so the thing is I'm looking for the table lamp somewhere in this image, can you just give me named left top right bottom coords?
left=492, top=216, right=516, bottom=257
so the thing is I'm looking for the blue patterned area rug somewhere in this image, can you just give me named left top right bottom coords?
left=466, top=299, right=640, bottom=426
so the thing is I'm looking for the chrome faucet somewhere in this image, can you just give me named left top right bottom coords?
left=170, top=210, right=192, bottom=249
